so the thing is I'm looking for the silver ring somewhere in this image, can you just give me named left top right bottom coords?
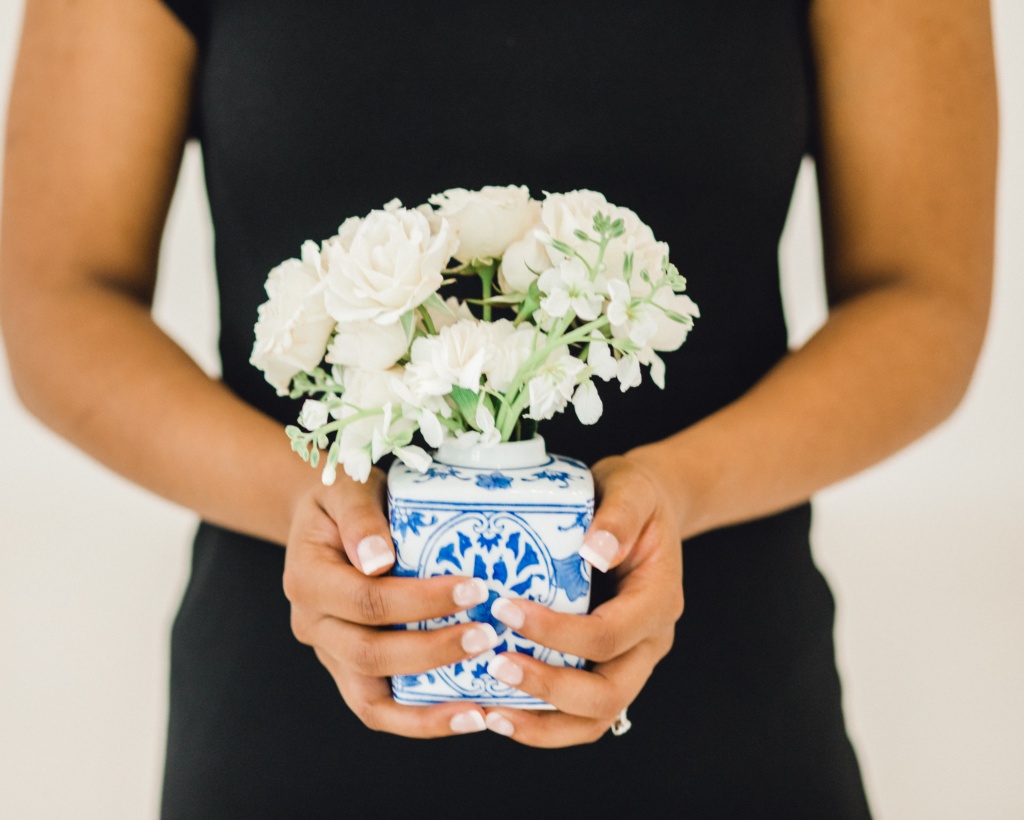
left=610, top=708, right=632, bottom=736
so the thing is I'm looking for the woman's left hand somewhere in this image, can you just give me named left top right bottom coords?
left=481, top=452, right=685, bottom=747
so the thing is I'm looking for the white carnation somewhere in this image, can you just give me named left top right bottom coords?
left=429, top=185, right=540, bottom=263
left=405, top=319, right=491, bottom=398
left=250, top=245, right=335, bottom=396
left=482, top=320, right=541, bottom=393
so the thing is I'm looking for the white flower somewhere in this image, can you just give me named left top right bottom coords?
left=405, top=319, right=490, bottom=398
left=526, top=347, right=587, bottom=421
left=322, top=206, right=456, bottom=326
left=498, top=230, right=551, bottom=293
left=606, top=279, right=658, bottom=347
left=394, top=444, right=432, bottom=472
left=250, top=245, right=335, bottom=395
left=429, top=185, right=540, bottom=263
left=482, top=320, right=540, bottom=393
left=648, top=291, right=700, bottom=352
left=299, top=399, right=329, bottom=431
left=538, top=257, right=604, bottom=321
left=539, top=190, right=669, bottom=285
left=325, top=319, right=409, bottom=370
left=586, top=335, right=618, bottom=382
left=616, top=353, right=642, bottom=391
left=572, top=379, right=603, bottom=425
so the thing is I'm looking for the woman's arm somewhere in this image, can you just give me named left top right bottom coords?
left=630, top=0, right=998, bottom=540
left=480, top=0, right=998, bottom=746
left=1, top=0, right=317, bottom=544
left=2, top=0, right=498, bottom=739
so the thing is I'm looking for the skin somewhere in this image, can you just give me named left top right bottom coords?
left=1, top=0, right=997, bottom=748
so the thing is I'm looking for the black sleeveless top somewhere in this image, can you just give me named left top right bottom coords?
left=160, top=2, right=872, bottom=817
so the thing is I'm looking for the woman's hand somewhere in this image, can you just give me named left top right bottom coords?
left=480, top=453, right=685, bottom=747
left=283, top=467, right=506, bottom=737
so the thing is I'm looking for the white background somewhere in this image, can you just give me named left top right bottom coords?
left=1, top=2, right=1021, bottom=817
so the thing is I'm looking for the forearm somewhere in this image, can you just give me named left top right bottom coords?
left=4, top=279, right=317, bottom=546
left=630, top=281, right=988, bottom=540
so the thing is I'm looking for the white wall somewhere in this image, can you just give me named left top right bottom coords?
left=1, top=2, right=1021, bottom=817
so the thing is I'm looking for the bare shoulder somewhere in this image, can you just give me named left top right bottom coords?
left=809, top=0, right=998, bottom=317
left=1, top=0, right=197, bottom=304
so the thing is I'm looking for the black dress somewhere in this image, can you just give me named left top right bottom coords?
left=158, top=1, right=872, bottom=817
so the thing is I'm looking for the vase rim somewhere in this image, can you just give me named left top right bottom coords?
left=434, top=436, right=548, bottom=469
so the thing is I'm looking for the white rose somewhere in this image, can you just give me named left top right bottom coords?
left=405, top=319, right=491, bottom=398
left=498, top=230, right=552, bottom=293
left=482, top=320, right=541, bottom=393
left=322, top=207, right=457, bottom=326
left=325, top=319, right=409, bottom=370
left=429, top=185, right=540, bottom=263
left=539, top=190, right=669, bottom=286
left=250, top=246, right=335, bottom=395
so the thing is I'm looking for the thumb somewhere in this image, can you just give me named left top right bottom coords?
left=319, top=468, right=395, bottom=576
left=579, top=459, right=656, bottom=572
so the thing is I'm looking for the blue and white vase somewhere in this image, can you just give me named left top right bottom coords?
left=387, top=436, right=594, bottom=708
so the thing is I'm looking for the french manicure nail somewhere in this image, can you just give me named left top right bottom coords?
left=490, top=597, right=525, bottom=630
left=462, top=623, right=500, bottom=655
left=579, top=529, right=619, bottom=573
left=487, top=655, right=524, bottom=686
left=450, top=710, right=486, bottom=734
left=485, top=712, right=515, bottom=737
left=356, top=535, right=393, bottom=575
left=453, top=577, right=489, bottom=608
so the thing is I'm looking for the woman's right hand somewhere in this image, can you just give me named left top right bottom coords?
left=283, top=467, right=500, bottom=737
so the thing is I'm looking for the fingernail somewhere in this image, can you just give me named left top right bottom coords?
left=487, top=655, right=524, bottom=686
left=485, top=712, right=515, bottom=737
left=579, top=529, right=618, bottom=573
left=453, top=577, right=489, bottom=608
left=490, top=597, right=525, bottom=630
left=356, top=535, right=393, bottom=575
left=450, top=710, right=486, bottom=734
left=462, top=623, right=501, bottom=655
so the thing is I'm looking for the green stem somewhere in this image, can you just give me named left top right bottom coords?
left=417, top=304, right=437, bottom=336
left=478, top=264, right=495, bottom=322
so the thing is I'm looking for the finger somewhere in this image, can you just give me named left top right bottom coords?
left=318, top=469, right=396, bottom=576
left=285, top=555, right=491, bottom=626
left=490, top=582, right=677, bottom=663
left=580, top=458, right=658, bottom=572
left=483, top=709, right=607, bottom=748
left=316, top=650, right=488, bottom=738
left=306, top=616, right=503, bottom=678
left=483, top=641, right=660, bottom=722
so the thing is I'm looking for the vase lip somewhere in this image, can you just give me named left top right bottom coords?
left=434, top=436, right=549, bottom=470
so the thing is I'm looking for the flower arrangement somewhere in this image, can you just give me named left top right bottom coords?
left=250, top=186, right=699, bottom=485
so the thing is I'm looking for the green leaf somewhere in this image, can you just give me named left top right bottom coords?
left=450, top=385, right=480, bottom=421
left=400, top=310, right=415, bottom=343
left=423, top=293, right=455, bottom=316
left=660, top=308, right=695, bottom=325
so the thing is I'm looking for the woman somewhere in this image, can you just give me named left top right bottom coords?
left=1, top=0, right=997, bottom=816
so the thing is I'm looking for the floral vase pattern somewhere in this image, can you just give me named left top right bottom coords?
left=388, top=437, right=593, bottom=708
